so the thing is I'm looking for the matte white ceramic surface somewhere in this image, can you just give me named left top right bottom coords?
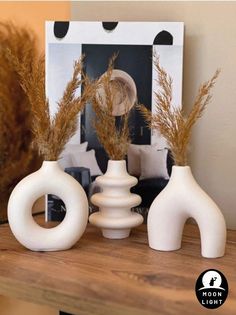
left=148, top=166, right=226, bottom=258
left=89, top=160, right=143, bottom=239
left=8, top=161, right=88, bottom=251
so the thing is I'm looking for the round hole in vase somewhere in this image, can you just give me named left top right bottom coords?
left=7, top=161, right=89, bottom=252
left=32, top=195, right=64, bottom=228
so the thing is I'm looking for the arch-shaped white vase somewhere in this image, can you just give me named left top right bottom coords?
left=148, top=166, right=226, bottom=258
left=8, top=161, right=88, bottom=251
left=89, top=160, right=143, bottom=239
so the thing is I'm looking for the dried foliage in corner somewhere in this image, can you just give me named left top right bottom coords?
left=0, top=22, right=42, bottom=219
left=92, top=55, right=131, bottom=160
left=8, top=51, right=94, bottom=161
left=139, top=55, right=220, bottom=166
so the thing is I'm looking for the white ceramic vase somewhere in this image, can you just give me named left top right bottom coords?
left=8, top=161, right=88, bottom=251
left=89, top=160, right=143, bottom=239
left=148, top=166, right=226, bottom=258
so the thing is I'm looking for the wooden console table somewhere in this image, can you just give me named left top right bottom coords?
left=0, top=218, right=235, bottom=315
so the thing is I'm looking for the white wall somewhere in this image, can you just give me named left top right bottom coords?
left=71, top=1, right=236, bottom=229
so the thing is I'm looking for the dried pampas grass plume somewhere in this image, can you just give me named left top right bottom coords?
left=139, top=55, right=220, bottom=166
left=0, top=22, right=42, bottom=219
left=91, top=54, right=131, bottom=160
left=8, top=52, right=94, bottom=161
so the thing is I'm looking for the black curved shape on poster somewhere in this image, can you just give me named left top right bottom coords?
left=102, top=22, right=118, bottom=31
left=54, top=21, right=70, bottom=39
left=153, top=30, right=173, bottom=45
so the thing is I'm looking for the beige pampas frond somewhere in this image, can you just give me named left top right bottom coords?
left=139, top=55, right=220, bottom=166
left=0, top=22, right=42, bottom=220
left=8, top=51, right=94, bottom=161
left=91, top=54, right=131, bottom=160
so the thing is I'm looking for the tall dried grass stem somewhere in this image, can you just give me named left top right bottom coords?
left=91, top=54, right=131, bottom=160
left=139, top=55, right=219, bottom=166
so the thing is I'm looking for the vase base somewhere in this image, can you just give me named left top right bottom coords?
left=149, top=243, right=181, bottom=252
left=102, top=228, right=130, bottom=239
left=29, top=246, right=72, bottom=252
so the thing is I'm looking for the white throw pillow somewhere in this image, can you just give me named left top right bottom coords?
left=58, top=142, right=88, bottom=169
left=127, top=144, right=158, bottom=177
left=71, top=149, right=103, bottom=176
left=139, top=147, right=169, bottom=180
left=57, top=154, right=73, bottom=170
left=64, top=141, right=88, bottom=155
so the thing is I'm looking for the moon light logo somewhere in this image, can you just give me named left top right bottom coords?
left=195, top=269, right=228, bottom=309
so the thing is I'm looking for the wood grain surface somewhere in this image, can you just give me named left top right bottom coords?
left=0, top=216, right=235, bottom=315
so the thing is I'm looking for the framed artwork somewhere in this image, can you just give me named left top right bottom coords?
left=46, top=21, right=184, bottom=221
left=46, top=21, right=184, bottom=149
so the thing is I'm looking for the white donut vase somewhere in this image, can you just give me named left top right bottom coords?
left=7, top=161, right=88, bottom=251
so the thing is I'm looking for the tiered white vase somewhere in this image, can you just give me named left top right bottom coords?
left=8, top=161, right=88, bottom=251
left=89, top=160, right=143, bottom=239
left=148, top=166, right=226, bottom=258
